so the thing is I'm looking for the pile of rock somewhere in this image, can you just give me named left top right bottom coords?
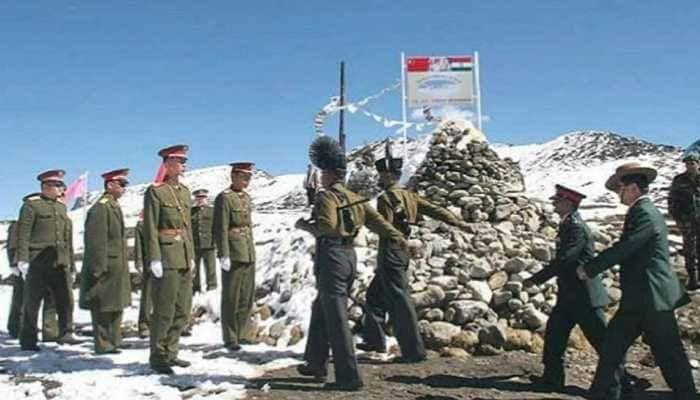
left=342, top=121, right=624, bottom=355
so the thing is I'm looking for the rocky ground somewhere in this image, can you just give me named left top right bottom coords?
left=246, top=341, right=700, bottom=400
left=246, top=293, right=700, bottom=400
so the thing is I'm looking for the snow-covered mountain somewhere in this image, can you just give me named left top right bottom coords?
left=493, top=131, right=685, bottom=220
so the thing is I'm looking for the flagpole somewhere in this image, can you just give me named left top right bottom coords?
left=474, top=51, right=482, bottom=131
left=400, top=51, right=408, bottom=158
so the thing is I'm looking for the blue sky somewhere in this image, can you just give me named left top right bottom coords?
left=1, top=1, right=699, bottom=218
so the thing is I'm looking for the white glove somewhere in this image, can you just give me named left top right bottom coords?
left=17, top=262, right=29, bottom=278
left=220, top=258, right=231, bottom=272
left=10, top=266, right=20, bottom=277
left=150, top=261, right=163, bottom=279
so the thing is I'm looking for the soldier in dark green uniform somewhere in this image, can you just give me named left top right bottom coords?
left=213, top=163, right=256, bottom=351
left=135, top=212, right=152, bottom=338
left=191, top=189, right=216, bottom=293
left=669, top=153, right=700, bottom=291
left=359, top=155, right=468, bottom=363
left=525, top=185, right=623, bottom=390
left=16, top=170, right=79, bottom=351
left=79, top=169, right=132, bottom=354
left=294, top=137, right=411, bottom=391
left=144, top=145, right=194, bottom=374
left=578, top=162, right=697, bottom=400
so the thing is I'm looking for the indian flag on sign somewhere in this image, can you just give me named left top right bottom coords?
left=407, top=56, right=473, bottom=72
left=447, top=56, right=472, bottom=71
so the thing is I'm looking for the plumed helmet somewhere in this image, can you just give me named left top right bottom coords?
left=309, top=136, right=346, bottom=172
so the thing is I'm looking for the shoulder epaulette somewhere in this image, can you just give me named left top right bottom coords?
left=25, top=195, right=40, bottom=202
left=223, top=188, right=232, bottom=194
left=99, top=197, right=109, bottom=204
left=151, top=182, right=165, bottom=188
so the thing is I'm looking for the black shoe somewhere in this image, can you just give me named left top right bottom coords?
left=322, top=381, right=363, bottom=391
left=118, top=343, right=132, bottom=349
left=392, top=354, right=427, bottom=364
left=21, top=344, right=41, bottom=352
left=181, top=330, right=192, bottom=337
left=356, top=342, right=386, bottom=353
left=621, top=375, right=652, bottom=394
left=225, top=343, right=242, bottom=351
left=151, top=364, right=174, bottom=375
left=170, top=358, right=191, bottom=368
left=239, top=338, right=258, bottom=345
left=529, top=375, right=564, bottom=391
left=296, top=364, right=327, bottom=382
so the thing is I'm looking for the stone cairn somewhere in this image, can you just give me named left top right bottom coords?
left=345, top=121, right=623, bottom=356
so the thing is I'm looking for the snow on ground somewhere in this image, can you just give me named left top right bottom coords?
left=0, top=284, right=304, bottom=400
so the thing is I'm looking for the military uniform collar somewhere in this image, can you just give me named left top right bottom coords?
left=560, top=211, right=573, bottom=224
left=628, top=195, right=650, bottom=209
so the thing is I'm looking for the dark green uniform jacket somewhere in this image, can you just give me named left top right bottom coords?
left=213, top=188, right=255, bottom=263
left=143, top=182, right=193, bottom=269
left=16, top=194, right=73, bottom=268
left=584, top=197, right=688, bottom=312
left=531, top=212, right=610, bottom=309
left=191, top=205, right=215, bottom=250
left=79, top=193, right=131, bottom=311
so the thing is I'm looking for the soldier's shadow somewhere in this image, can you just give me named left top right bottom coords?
left=386, top=374, right=589, bottom=396
left=200, top=348, right=299, bottom=364
left=246, top=376, right=327, bottom=392
left=386, top=374, right=675, bottom=399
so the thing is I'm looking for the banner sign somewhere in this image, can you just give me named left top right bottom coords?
left=406, top=55, right=474, bottom=107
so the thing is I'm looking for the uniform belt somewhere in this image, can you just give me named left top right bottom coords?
left=228, top=226, right=251, bottom=234
left=159, top=228, right=187, bottom=236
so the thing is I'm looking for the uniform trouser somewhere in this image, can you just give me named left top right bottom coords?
left=303, top=241, right=362, bottom=385
left=138, top=269, right=152, bottom=334
left=149, top=268, right=192, bottom=367
left=363, top=242, right=425, bottom=359
left=193, top=248, right=217, bottom=292
left=678, top=218, right=700, bottom=279
left=19, top=262, right=74, bottom=348
left=8, top=275, right=59, bottom=340
left=589, top=309, right=697, bottom=400
left=91, top=309, right=123, bottom=352
left=542, top=304, right=623, bottom=385
left=221, top=262, right=255, bottom=346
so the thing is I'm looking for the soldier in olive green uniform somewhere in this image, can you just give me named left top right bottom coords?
left=191, top=189, right=217, bottom=293
left=578, top=163, right=697, bottom=400
left=79, top=169, right=132, bottom=354
left=213, top=163, right=256, bottom=351
left=17, top=170, right=79, bottom=351
left=525, top=185, right=622, bottom=390
left=295, top=137, right=410, bottom=391
left=7, top=205, right=62, bottom=341
left=360, top=155, right=469, bottom=362
left=144, top=145, right=194, bottom=374
left=668, top=153, right=700, bottom=291
left=135, top=213, right=152, bottom=338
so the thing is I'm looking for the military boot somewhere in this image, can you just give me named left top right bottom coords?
left=58, top=332, right=81, bottom=345
left=685, top=265, right=700, bottom=291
